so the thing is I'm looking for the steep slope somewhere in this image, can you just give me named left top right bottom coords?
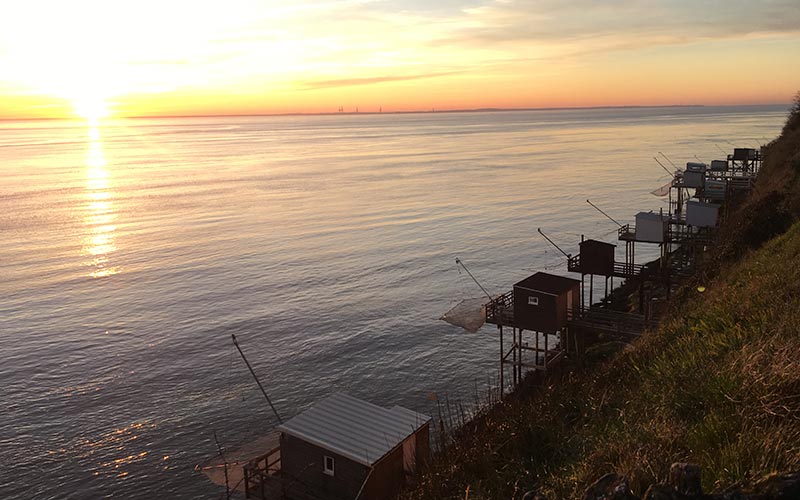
left=403, top=100, right=800, bottom=500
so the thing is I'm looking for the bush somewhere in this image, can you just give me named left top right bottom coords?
left=785, top=92, right=800, bottom=133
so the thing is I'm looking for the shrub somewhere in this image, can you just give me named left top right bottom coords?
left=785, top=91, right=800, bottom=133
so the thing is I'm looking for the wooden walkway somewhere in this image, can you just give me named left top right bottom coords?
left=487, top=292, right=656, bottom=338
left=568, top=306, right=655, bottom=338
left=567, top=254, right=645, bottom=279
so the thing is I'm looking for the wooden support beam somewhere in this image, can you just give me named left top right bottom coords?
left=499, top=325, right=504, bottom=397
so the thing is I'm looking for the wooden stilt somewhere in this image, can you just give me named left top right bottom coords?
left=499, top=325, right=504, bottom=397
left=512, top=328, right=517, bottom=386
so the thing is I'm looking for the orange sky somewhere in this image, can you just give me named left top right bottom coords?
left=1, top=0, right=798, bottom=119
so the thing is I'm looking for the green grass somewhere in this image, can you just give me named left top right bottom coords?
left=405, top=217, right=800, bottom=500
left=402, top=110, right=800, bottom=500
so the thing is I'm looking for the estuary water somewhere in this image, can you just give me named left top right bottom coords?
left=0, top=105, right=788, bottom=498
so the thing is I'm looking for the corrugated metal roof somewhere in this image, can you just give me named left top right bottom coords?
left=277, top=393, right=431, bottom=467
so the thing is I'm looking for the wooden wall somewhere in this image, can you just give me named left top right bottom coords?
left=280, top=433, right=369, bottom=500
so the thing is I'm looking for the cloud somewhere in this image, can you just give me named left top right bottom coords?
left=297, top=70, right=465, bottom=90
left=440, top=0, right=800, bottom=48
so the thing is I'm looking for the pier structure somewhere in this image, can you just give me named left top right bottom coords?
left=220, top=395, right=430, bottom=500
left=663, top=148, right=762, bottom=267
left=485, top=272, right=579, bottom=393
left=615, top=209, right=679, bottom=308
left=485, top=268, right=659, bottom=393
left=567, top=238, right=619, bottom=308
left=566, top=233, right=665, bottom=325
left=482, top=145, right=763, bottom=396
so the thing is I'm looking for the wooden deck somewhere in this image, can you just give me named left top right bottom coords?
left=568, top=306, right=655, bottom=338
left=198, top=430, right=282, bottom=498
left=668, top=228, right=717, bottom=246
left=243, top=432, right=283, bottom=499
left=618, top=224, right=637, bottom=241
left=485, top=290, right=514, bottom=327
left=567, top=254, right=645, bottom=279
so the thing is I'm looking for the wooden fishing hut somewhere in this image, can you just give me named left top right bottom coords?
left=682, top=162, right=707, bottom=190
left=686, top=200, right=720, bottom=228
left=568, top=238, right=629, bottom=306
left=616, top=210, right=676, bottom=308
left=242, top=393, right=430, bottom=500
left=485, top=272, right=580, bottom=391
left=729, top=148, right=761, bottom=175
left=618, top=211, right=669, bottom=264
left=565, top=235, right=664, bottom=341
left=708, top=149, right=761, bottom=212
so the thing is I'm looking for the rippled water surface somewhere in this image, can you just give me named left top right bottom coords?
left=0, top=106, right=787, bottom=498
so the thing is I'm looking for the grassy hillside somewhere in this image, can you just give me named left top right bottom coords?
left=403, top=101, right=800, bottom=500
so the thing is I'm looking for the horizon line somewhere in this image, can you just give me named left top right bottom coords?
left=1, top=102, right=791, bottom=122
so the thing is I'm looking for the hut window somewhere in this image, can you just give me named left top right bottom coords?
left=323, top=456, right=335, bottom=476
left=528, top=296, right=539, bottom=306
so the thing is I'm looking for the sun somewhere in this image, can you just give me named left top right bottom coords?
left=72, top=93, right=111, bottom=123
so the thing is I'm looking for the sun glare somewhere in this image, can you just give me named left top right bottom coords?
left=74, top=95, right=110, bottom=123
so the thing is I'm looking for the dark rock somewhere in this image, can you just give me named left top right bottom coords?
left=642, top=484, right=678, bottom=500
left=750, top=472, right=800, bottom=499
left=521, top=491, right=547, bottom=500
left=707, top=491, right=750, bottom=500
left=582, top=473, right=639, bottom=500
left=669, top=463, right=703, bottom=496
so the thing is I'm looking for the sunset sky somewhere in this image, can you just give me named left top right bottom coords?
left=1, top=0, right=798, bottom=119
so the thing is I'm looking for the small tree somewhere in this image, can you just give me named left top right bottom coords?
left=785, top=91, right=800, bottom=133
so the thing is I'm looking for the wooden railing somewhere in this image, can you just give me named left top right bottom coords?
left=614, top=261, right=645, bottom=278
left=667, top=228, right=717, bottom=246
left=618, top=224, right=636, bottom=240
left=568, top=254, right=645, bottom=279
left=243, top=445, right=281, bottom=499
left=485, top=290, right=514, bottom=326
left=566, top=254, right=580, bottom=273
left=569, top=306, right=655, bottom=337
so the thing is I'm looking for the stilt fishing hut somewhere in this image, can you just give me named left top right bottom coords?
left=243, top=393, right=430, bottom=500
left=582, top=200, right=672, bottom=310
left=577, top=239, right=615, bottom=276
left=616, top=211, right=673, bottom=309
left=682, top=162, right=707, bottom=190
left=730, top=148, right=761, bottom=175
left=686, top=201, right=720, bottom=228
left=486, top=272, right=580, bottom=392
left=618, top=211, right=669, bottom=269
left=566, top=238, right=622, bottom=307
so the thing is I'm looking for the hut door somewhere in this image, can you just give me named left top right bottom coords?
left=402, top=437, right=417, bottom=475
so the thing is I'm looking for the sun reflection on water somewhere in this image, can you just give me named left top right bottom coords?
left=56, top=421, right=158, bottom=479
left=83, top=126, right=119, bottom=278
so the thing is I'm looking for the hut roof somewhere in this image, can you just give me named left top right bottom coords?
left=580, top=239, right=616, bottom=249
left=277, top=393, right=430, bottom=466
left=514, top=272, right=580, bottom=295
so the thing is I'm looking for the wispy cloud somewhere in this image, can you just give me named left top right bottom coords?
left=298, top=70, right=466, bottom=90
left=439, top=0, right=800, bottom=48
left=0, top=0, right=798, bottom=115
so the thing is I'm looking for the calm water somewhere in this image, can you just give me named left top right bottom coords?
left=0, top=106, right=787, bottom=498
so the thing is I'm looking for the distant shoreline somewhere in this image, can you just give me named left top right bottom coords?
left=121, top=104, right=709, bottom=120
left=2, top=103, right=792, bottom=122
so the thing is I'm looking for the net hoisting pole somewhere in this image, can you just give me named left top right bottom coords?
left=654, top=157, right=674, bottom=177
left=455, top=257, right=493, bottom=301
left=585, top=200, right=622, bottom=228
left=659, top=152, right=678, bottom=169
left=537, top=228, right=571, bottom=258
left=232, top=334, right=283, bottom=424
